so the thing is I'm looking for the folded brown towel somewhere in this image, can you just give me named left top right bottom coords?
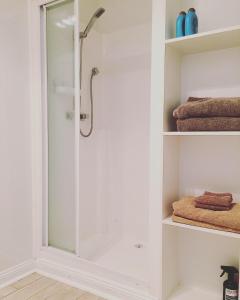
left=195, top=195, right=232, bottom=207
left=204, top=191, right=233, bottom=199
left=177, top=117, right=240, bottom=131
left=173, top=197, right=240, bottom=232
left=187, top=97, right=211, bottom=102
left=195, top=203, right=232, bottom=211
left=172, top=215, right=240, bottom=234
left=173, top=97, right=240, bottom=119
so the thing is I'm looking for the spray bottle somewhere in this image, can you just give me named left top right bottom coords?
left=220, top=266, right=239, bottom=300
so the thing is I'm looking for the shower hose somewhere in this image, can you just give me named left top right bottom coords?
left=79, top=38, right=94, bottom=138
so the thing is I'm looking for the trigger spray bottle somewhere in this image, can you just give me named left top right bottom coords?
left=220, top=266, right=239, bottom=300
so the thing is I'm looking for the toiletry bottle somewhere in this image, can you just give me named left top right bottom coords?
left=185, top=8, right=198, bottom=36
left=220, top=266, right=239, bottom=300
left=176, top=11, right=186, bottom=38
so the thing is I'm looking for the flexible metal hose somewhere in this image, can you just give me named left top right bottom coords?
left=79, top=38, right=94, bottom=138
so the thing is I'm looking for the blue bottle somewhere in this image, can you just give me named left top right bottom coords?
left=185, top=8, right=198, bottom=36
left=176, top=11, right=186, bottom=38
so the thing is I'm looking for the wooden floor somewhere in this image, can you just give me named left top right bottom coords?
left=0, top=273, right=106, bottom=299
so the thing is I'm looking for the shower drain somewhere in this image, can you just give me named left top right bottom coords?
left=134, top=243, right=144, bottom=249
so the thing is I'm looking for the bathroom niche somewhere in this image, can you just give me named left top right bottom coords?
left=162, top=226, right=240, bottom=300
left=164, top=46, right=240, bottom=132
left=165, top=0, right=240, bottom=40
left=157, top=1, right=240, bottom=300
left=163, top=135, right=240, bottom=219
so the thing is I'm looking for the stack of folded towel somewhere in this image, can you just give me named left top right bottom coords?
left=195, top=191, right=233, bottom=211
left=172, top=193, right=240, bottom=234
left=173, top=97, right=240, bottom=131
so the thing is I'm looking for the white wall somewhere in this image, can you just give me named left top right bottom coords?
left=78, top=24, right=105, bottom=242
left=78, top=4, right=151, bottom=260
left=0, top=0, right=32, bottom=270
left=166, top=0, right=240, bottom=39
left=102, top=23, right=151, bottom=242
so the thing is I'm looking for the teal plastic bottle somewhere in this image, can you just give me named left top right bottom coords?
left=185, top=8, right=198, bottom=35
left=176, top=11, right=186, bottom=38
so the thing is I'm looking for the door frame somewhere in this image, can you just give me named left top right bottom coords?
left=29, top=0, right=80, bottom=257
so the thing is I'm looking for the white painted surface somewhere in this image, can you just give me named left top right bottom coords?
left=101, top=22, right=151, bottom=242
left=181, top=47, right=240, bottom=102
left=166, top=25, right=240, bottom=55
left=162, top=1, right=240, bottom=300
left=37, top=248, right=154, bottom=300
left=163, top=136, right=240, bottom=219
left=28, top=0, right=240, bottom=299
left=30, top=0, right=153, bottom=295
left=168, top=285, right=219, bottom=300
left=78, top=1, right=152, bottom=282
left=164, top=45, right=240, bottom=132
left=163, top=217, right=240, bottom=240
left=163, top=227, right=240, bottom=299
left=95, top=238, right=148, bottom=282
left=80, top=0, right=152, bottom=34
left=0, top=0, right=32, bottom=271
left=166, top=0, right=240, bottom=39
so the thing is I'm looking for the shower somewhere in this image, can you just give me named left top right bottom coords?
left=79, top=8, right=105, bottom=138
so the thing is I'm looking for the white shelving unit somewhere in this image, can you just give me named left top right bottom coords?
left=163, top=131, right=240, bottom=136
left=162, top=217, right=240, bottom=240
left=166, top=25, right=240, bottom=55
left=150, top=0, right=240, bottom=299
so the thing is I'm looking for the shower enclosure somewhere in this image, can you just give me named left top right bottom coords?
left=42, top=0, right=152, bottom=290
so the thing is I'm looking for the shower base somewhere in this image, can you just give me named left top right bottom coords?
left=78, top=234, right=148, bottom=284
left=94, top=237, right=148, bottom=283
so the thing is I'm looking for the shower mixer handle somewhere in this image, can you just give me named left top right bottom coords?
left=80, top=113, right=88, bottom=121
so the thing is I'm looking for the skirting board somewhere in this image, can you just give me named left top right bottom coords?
left=36, top=258, right=158, bottom=300
left=0, top=259, right=37, bottom=289
left=0, top=258, right=158, bottom=300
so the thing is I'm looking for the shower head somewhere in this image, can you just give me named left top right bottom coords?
left=80, top=8, right=105, bottom=39
left=95, top=8, right=105, bottom=18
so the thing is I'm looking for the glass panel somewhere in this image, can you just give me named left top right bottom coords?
left=46, top=0, right=75, bottom=252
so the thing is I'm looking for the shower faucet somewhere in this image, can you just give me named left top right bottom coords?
left=80, top=113, right=88, bottom=120
left=79, top=7, right=105, bottom=137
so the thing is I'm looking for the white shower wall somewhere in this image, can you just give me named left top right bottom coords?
left=102, top=23, right=151, bottom=241
left=78, top=24, right=104, bottom=243
left=45, top=0, right=152, bottom=281
left=79, top=7, right=152, bottom=277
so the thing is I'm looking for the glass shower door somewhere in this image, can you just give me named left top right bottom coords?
left=46, top=0, right=77, bottom=253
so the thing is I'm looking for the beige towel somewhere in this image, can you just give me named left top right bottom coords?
left=173, top=97, right=240, bottom=119
left=173, top=197, right=240, bottom=232
left=172, top=215, right=240, bottom=234
left=177, top=117, right=240, bottom=131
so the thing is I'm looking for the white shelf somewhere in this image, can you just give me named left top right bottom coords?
left=162, top=132, right=240, bottom=136
left=168, top=286, right=220, bottom=300
left=165, top=25, right=240, bottom=55
left=162, top=217, right=240, bottom=239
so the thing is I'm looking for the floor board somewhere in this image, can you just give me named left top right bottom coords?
left=0, top=273, right=106, bottom=300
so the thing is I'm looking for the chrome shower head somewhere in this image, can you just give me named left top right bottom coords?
left=95, top=8, right=105, bottom=18
left=80, top=8, right=105, bottom=39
